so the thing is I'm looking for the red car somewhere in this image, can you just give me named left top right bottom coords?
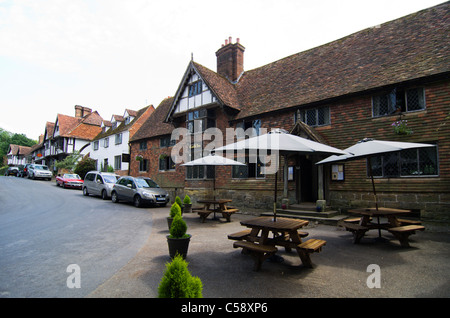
left=56, top=173, right=84, bottom=189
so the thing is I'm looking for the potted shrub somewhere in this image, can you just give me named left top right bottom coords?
left=183, top=195, right=192, bottom=213
left=167, top=202, right=182, bottom=230
left=175, top=196, right=183, bottom=213
left=158, top=254, right=202, bottom=298
left=167, top=214, right=191, bottom=259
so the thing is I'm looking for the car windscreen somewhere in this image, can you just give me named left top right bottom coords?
left=65, top=174, right=80, bottom=179
left=135, top=178, right=160, bottom=188
left=35, top=166, right=49, bottom=170
left=103, top=175, right=118, bottom=183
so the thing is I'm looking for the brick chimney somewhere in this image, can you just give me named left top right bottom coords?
left=215, top=37, right=245, bottom=83
left=75, top=105, right=92, bottom=118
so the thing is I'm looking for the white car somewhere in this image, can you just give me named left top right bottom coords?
left=27, top=164, right=52, bottom=181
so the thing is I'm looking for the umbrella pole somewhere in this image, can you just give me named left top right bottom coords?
left=274, top=171, right=277, bottom=222
left=368, top=157, right=381, bottom=238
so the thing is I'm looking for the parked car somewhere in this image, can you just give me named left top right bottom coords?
left=56, top=173, right=84, bottom=189
left=4, top=166, right=19, bottom=176
left=111, top=176, right=170, bottom=208
left=27, top=164, right=52, bottom=181
left=19, top=163, right=33, bottom=178
left=82, top=171, right=120, bottom=200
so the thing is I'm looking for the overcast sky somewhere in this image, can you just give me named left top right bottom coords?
left=0, top=0, right=446, bottom=140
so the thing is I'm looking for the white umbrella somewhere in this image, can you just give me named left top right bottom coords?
left=181, top=153, right=245, bottom=199
left=316, top=138, right=435, bottom=237
left=216, top=129, right=349, bottom=155
left=215, top=129, right=348, bottom=221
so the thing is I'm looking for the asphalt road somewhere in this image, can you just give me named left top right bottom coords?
left=0, top=176, right=156, bottom=298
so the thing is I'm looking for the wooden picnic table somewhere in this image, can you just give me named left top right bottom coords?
left=343, top=207, right=424, bottom=247
left=194, top=199, right=238, bottom=222
left=229, top=216, right=326, bottom=271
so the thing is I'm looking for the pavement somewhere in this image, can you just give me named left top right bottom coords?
left=87, top=207, right=450, bottom=298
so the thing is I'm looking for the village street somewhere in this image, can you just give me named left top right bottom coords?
left=0, top=176, right=155, bottom=297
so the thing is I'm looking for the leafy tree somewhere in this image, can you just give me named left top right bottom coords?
left=55, top=151, right=82, bottom=172
left=74, top=157, right=96, bottom=179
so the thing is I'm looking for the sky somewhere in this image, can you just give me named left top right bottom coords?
left=0, top=0, right=446, bottom=141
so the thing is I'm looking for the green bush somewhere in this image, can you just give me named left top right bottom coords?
left=175, top=195, right=183, bottom=207
left=158, top=254, right=203, bottom=298
left=169, top=214, right=188, bottom=239
left=169, top=202, right=182, bottom=218
left=183, top=195, right=191, bottom=205
left=74, top=157, right=96, bottom=180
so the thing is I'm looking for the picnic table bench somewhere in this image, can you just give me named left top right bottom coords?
left=194, top=199, right=238, bottom=222
left=388, top=225, right=425, bottom=247
left=345, top=208, right=425, bottom=247
left=229, top=217, right=326, bottom=271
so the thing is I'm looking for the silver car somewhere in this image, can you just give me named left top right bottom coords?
left=82, top=171, right=120, bottom=200
left=111, top=176, right=170, bottom=208
left=27, top=164, right=52, bottom=181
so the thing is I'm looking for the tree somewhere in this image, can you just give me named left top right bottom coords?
left=55, top=151, right=82, bottom=172
left=74, top=157, right=96, bottom=179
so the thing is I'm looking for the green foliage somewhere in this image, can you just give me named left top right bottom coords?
left=54, top=151, right=82, bottom=171
left=183, top=195, right=191, bottom=204
left=169, top=202, right=182, bottom=218
left=158, top=254, right=203, bottom=298
left=74, top=157, right=96, bottom=180
left=175, top=195, right=183, bottom=207
left=169, top=214, right=188, bottom=239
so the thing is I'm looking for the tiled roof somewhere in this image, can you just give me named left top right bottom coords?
left=232, top=2, right=449, bottom=119
left=130, top=97, right=175, bottom=142
left=56, top=111, right=103, bottom=140
left=93, top=106, right=152, bottom=141
left=189, top=3, right=449, bottom=121
left=8, top=144, right=32, bottom=156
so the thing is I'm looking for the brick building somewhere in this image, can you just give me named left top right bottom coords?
left=130, top=3, right=450, bottom=224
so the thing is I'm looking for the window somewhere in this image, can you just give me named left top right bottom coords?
left=186, top=108, right=215, bottom=133
left=372, top=87, right=425, bottom=117
left=114, top=155, right=122, bottom=170
left=139, top=141, right=147, bottom=150
left=139, top=159, right=148, bottom=172
left=160, top=136, right=176, bottom=148
left=159, top=154, right=175, bottom=171
left=115, top=133, right=122, bottom=145
left=103, top=137, right=109, bottom=148
left=185, top=146, right=214, bottom=179
left=188, top=81, right=202, bottom=97
left=295, top=107, right=330, bottom=126
left=93, top=141, right=99, bottom=150
left=368, top=145, right=438, bottom=178
left=232, top=151, right=266, bottom=179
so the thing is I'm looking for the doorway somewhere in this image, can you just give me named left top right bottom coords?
left=295, top=156, right=317, bottom=203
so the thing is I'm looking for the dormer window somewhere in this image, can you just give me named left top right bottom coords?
left=125, top=116, right=134, bottom=125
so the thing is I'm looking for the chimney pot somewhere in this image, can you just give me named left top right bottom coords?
left=225, top=39, right=228, bottom=45
left=229, top=36, right=232, bottom=43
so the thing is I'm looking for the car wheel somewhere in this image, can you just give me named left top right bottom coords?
left=83, top=187, right=89, bottom=196
left=133, top=195, right=142, bottom=208
left=56, top=181, right=59, bottom=187
left=111, top=191, right=119, bottom=203
left=101, top=190, right=108, bottom=200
